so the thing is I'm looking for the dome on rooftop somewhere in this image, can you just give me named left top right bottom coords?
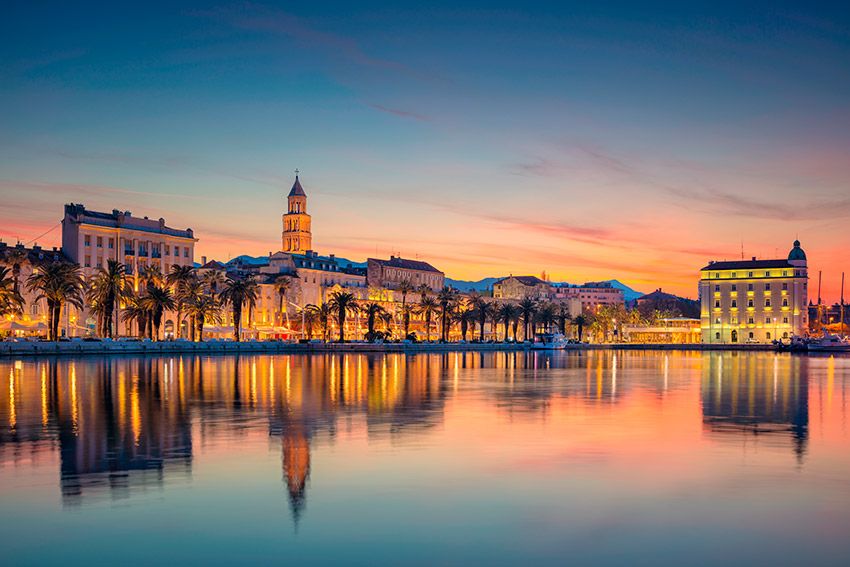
left=788, top=240, right=806, bottom=261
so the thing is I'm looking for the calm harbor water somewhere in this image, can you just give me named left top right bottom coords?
left=1, top=351, right=849, bottom=566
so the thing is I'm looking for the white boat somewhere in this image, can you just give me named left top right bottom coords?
left=807, top=334, right=850, bottom=352
left=530, top=333, right=569, bottom=350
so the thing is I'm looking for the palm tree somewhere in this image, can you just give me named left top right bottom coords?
left=87, top=260, right=130, bottom=338
left=306, top=303, right=333, bottom=342
left=556, top=302, right=570, bottom=335
left=518, top=297, right=538, bottom=341
left=470, top=296, right=492, bottom=341
left=26, top=262, right=84, bottom=341
left=300, top=306, right=318, bottom=340
left=2, top=246, right=29, bottom=295
left=536, top=302, right=557, bottom=334
left=273, top=274, right=295, bottom=326
left=0, top=266, right=24, bottom=319
left=397, top=279, right=415, bottom=338
left=141, top=285, right=175, bottom=340
left=328, top=290, right=357, bottom=342
left=436, top=286, right=458, bottom=342
left=573, top=315, right=588, bottom=342
left=121, top=294, right=148, bottom=337
left=177, top=278, right=205, bottom=341
left=497, top=303, right=519, bottom=342
left=166, top=264, right=196, bottom=339
left=360, top=302, right=387, bottom=342
left=139, top=264, right=164, bottom=290
left=458, top=303, right=476, bottom=342
left=203, top=270, right=226, bottom=294
left=186, top=294, right=222, bottom=342
left=418, top=296, right=439, bottom=342
left=219, top=276, right=260, bottom=342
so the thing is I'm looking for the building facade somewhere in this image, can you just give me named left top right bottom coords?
left=366, top=256, right=444, bottom=291
left=492, top=276, right=551, bottom=300
left=62, top=203, right=196, bottom=282
left=0, top=243, right=70, bottom=336
left=550, top=282, right=625, bottom=312
left=699, top=241, right=809, bottom=344
left=281, top=175, right=312, bottom=253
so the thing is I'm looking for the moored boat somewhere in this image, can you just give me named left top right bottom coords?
left=807, top=334, right=850, bottom=353
left=530, top=333, right=568, bottom=350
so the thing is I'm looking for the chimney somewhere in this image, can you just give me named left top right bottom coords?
left=752, top=256, right=756, bottom=261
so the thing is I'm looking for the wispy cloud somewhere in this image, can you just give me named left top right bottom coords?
left=368, top=103, right=430, bottom=122
left=667, top=186, right=850, bottom=220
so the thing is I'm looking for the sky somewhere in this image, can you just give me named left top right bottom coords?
left=2, top=1, right=850, bottom=300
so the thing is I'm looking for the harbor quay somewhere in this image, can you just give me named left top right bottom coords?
left=0, top=340, right=784, bottom=358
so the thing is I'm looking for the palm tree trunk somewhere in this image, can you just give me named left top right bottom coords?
left=233, top=305, right=242, bottom=342
left=338, top=311, right=345, bottom=342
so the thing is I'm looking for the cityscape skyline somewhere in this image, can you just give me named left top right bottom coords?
left=2, top=2, right=850, bottom=300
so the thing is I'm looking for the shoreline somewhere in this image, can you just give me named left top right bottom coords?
left=0, top=340, right=790, bottom=358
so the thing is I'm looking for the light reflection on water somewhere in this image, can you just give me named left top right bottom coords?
left=0, top=351, right=849, bottom=565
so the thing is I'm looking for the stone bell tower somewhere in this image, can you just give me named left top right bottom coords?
left=282, top=171, right=312, bottom=253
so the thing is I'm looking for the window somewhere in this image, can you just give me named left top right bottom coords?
left=731, top=316, right=738, bottom=324
left=782, top=271, right=787, bottom=276
left=749, top=332, right=754, bottom=339
left=165, top=245, right=170, bottom=256
left=715, top=332, right=720, bottom=340
left=765, top=317, right=771, bottom=324
left=748, top=317, right=754, bottom=324
left=747, top=299, right=754, bottom=307
left=108, top=238, right=114, bottom=249
left=783, top=317, right=789, bottom=324
left=748, top=272, right=753, bottom=277
left=731, top=300, right=737, bottom=308
left=782, top=283, right=788, bottom=290
left=765, top=283, right=771, bottom=291
left=732, top=272, right=737, bottom=278
left=731, top=284, right=737, bottom=291
left=783, top=332, right=789, bottom=338
left=714, top=285, right=720, bottom=292
left=714, top=300, right=721, bottom=308
left=84, top=255, right=91, bottom=267
left=782, top=298, right=789, bottom=307
left=766, top=332, right=771, bottom=340
left=765, top=299, right=771, bottom=307
left=84, top=235, right=91, bottom=247
left=715, top=273, right=719, bottom=279
left=765, top=271, right=771, bottom=277
left=184, top=247, right=189, bottom=258
left=748, top=283, right=754, bottom=291
left=714, top=317, right=721, bottom=325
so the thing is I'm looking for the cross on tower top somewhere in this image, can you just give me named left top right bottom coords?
left=294, top=168, right=300, bottom=177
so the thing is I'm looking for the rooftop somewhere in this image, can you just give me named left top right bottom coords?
left=288, top=175, right=306, bottom=197
left=369, top=256, right=442, bottom=274
left=495, top=275, right=548, bottom=286
left=64, top=203, right=195, bottom=239
left=701, top=259, right=795, bottom=271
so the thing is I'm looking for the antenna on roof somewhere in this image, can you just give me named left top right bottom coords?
left=740, top=240, right=744, bottom=260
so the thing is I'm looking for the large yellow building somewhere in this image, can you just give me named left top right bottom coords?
left=699, top=241, right=808, bottom=344
left=281, top=174, right=312, bottom=253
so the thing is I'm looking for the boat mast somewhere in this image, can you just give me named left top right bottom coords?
left=817, top=270, right=823, bottom=335
left=841, top=272, right=846, bottom=337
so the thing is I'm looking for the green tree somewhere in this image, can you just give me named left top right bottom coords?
left=328, top=291, right=358, bottom=342
left=436, top=286, right=459, bottom=342
left=186, top=294, right=222, bottom=342
left=141, top=285, right=175, bottom=340
left=497, top=303, right=519, bottom=342
left=219, top=276, right=260, bottom=342
left=306, top=303, right=333, bottom=342
left=87, top=260, right=131, bottom=338
left=26, top=262, right=84, bottom=341
left=273, top=274, right=295, bottom=326
left=397, top=279, right=415, bottom=338
left=471, top=296, right=492, bottom=341
left=0, top=266, right=24, bottom=320
left=167, top=264, right=196, bottom=339
left=518, top=297, right=538, bottom=341
left=361, top=301, right=387, bottom=342
left=418, top=295, right=439, bottom=342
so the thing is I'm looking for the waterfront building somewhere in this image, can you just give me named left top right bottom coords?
left=699, top=240, right=809, bottom=344
left=367, top=256, right=444, bottom=291
left=622, top=318, right=702, bottom=344
left=0, top=242, right=69, bottom=337
left=61, top=203, right=196, bottom=281
left=281, top=174, right=312, bottom=253
left=550, top=282, right=625, bottom=313
left=492, top=276, right=550, bottom=300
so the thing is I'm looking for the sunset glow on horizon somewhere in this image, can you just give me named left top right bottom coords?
left=2, top=2, right=850, bottom=300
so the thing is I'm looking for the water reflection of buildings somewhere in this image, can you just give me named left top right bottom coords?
left=701, top=353, right=809, bottom=461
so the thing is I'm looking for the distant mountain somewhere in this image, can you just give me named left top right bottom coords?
left=604, top=280, right=645, bottom=302
left=446, top=277, right=501, bottom=292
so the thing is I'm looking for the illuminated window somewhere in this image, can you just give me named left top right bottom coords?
left=783, top=332, right=789, bottom=338
left=783, top=317, right=789, bottom=324
left=748, top=272, right=753, bottom=277
left=731, top=272, right=737, bottom=278
left=766, top=332, right=772, bottom=339
left=731, top=316, right=738, bottom=324
left=765, top=271, right=770, bottom=277
left=96, top=236, right=103, bottom=248
left=748, top=317, right=754, bottom=324
left=749, top=332, right=754, bottom=339
left=765, top=317, right=771, bottom=324
left=714, top=317, right=721, bottom=324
